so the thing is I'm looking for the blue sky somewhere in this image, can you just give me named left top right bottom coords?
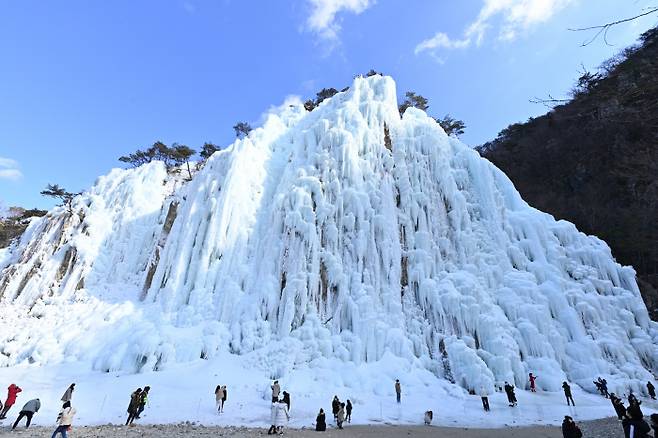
left=1, top=0, right=656, bottom=209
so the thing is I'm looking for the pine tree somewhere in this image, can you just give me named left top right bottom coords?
left=435, top=115, right=466, bottom=137
left=233, top=122, right=252, bottom=139
left=304, top=100, right=316, bottom=112
left=398, top=91, right=429, bottom=115
left=171, top=144, right=197, bottom=180
left=315, top=88, right=339, bottom=105
left=199, top=143, right=220, bottom=160
left=40, top=184, right=81, bottom=213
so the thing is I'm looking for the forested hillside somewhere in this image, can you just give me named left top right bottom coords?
left=479, top=27, right=658, bottom=318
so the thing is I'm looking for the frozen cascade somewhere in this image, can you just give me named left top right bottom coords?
left=0, top=75, right=656, bottom=395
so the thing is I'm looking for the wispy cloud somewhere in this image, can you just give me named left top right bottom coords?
left=304, top=0, right=375, bottom=43
left=415, top=0, right=574, bottom=56
left=0, top=157, right=23, bottom=181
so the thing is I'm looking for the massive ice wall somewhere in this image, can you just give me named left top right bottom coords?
left=0, top=75, right=656, bottom=393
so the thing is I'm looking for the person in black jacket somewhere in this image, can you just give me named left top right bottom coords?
left=611, top=393, right=626, bottom=420
left=331, top=396, right=340, bottom=421
left=346, top=400, right=352, bottom=423
left=126, top=388, right=142, bottom=426
left=600, top=378, right=609, bottom=398
left=504, top=382, right=517, bottom=407
left=562, top=382, right=575, bottom=406
left=627, top=395, right=643, bottom=420
left=622, top=411, right=651, bottom=438
left=647, top=381, right=656, bottom=400
left=315, top=408, right=326, bottom=431
left=561, top=416, right=582, bottom=438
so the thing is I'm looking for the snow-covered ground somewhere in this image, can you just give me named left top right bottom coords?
left=0, top=355, right=655, bottom=429
left=0, top=74, right=656, bottom=428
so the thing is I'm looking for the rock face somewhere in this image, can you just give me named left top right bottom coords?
left=0, top=75, right=655, bottom=394
left=478, top=28, right=658, bottom=320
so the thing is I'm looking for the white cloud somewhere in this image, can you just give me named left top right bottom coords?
left=0, top=157, right=18, bottom=169
left=0, top=157, right=22, bottom=181
left=415, top=0, right=574, bottom=55
left=305, top=0, right=375, bottom=41
left=414, top=32, right=470, bottom=54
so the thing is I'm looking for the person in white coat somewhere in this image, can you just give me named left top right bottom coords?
left=274, top=399, right=290, bottom=434
left=51, top=401, right=76, bottom=438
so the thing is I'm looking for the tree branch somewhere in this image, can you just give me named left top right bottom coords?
left=568, top=7, right=658, bottom=46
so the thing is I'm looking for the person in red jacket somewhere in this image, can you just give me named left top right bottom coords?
left=0, top=384, right=22, bottom=419
left=529, top=373, right=538, bottom=393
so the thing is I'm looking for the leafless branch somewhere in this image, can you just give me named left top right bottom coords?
left=568, top=7, right=658, bottom=46
left=529, top=94, right=571, bottom=109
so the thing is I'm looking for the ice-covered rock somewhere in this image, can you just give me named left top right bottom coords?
left=0, top=75, right=655, bottom=395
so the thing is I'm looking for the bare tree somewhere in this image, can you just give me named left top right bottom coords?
left=569, top=7, right=658, bottom=46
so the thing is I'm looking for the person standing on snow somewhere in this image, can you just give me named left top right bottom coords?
left=504, top=382, right=517, bottom=407
left=332, top=396, right=340, bottom=421
left=0, top=383, right=22, bottom=419
left=627, top=395, right=643, bottom=420
left=51, top=401, right=76, bottom=438
left=221, top=385, right=227, bottom=412
left=61, top=384, right=75, bottom=403
left=561, top=415, right=582, bottom=438
left=594, top=378, right=603, bottom=396
left=315, top=408, right=326, bottom=431
left=529, top=373, right=538, bottom=392
left=647, top=381, right=656, bottom=400
left=595, top=377, right=609, bottom=398
left=126, top=388, right=142, bottom=426
left=337, top=402, right=346, bottom=429
left=271, top=380, right=280, bottom=403
left=424, top=410, right=433, bottom=425
left=274, top=399, right=290, bottom=434
left=11, top=398, right=40, bottom=430
left=282, top=391, right=290, bottom=412
left=562, top=382, right=575, bottom=406
left=610, top=393, right=626, bottom=420
left=346, top=399, right=352, bottom=423
left=215, top=385, right=224, bottom=412
left=136, top=386, right=150, bottom=419
left=395, top=379, right=401, bottom=403
left=480, top=386, right=490, bottom=412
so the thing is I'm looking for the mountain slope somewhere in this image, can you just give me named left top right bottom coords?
left=0, top=75, right=655, bottom=397
left=478, top=27, right=658, bottom=319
